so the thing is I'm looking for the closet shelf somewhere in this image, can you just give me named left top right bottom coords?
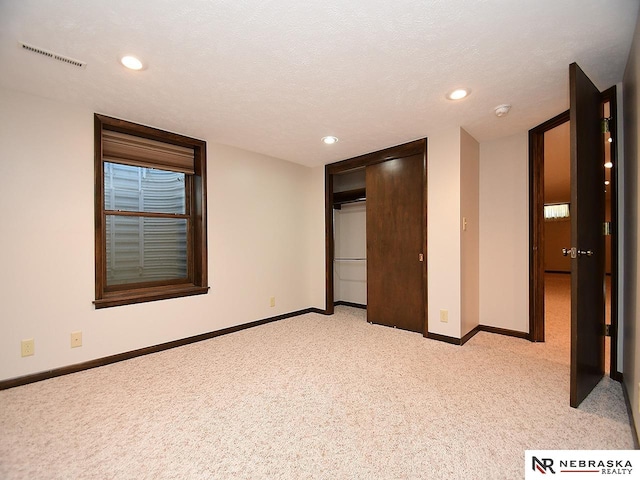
left=333, top=188, right=366, bottom=207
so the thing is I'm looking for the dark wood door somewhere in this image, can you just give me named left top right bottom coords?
left=569, top=62, right=606, bottom=407
left=366, top=154, right=425, bottom=333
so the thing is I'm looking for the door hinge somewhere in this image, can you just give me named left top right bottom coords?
left=601, top=117, right=611, bottom=134
left=604, top=324, right=612, bottom=337
left=603, top=222, right=611, bottom=236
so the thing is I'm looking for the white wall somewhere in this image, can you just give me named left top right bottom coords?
left=479, top=132, right=530, bottom=333
left=333, top=202, right=367, bottom=305
left=0, top=87, right=324, bottom=382
left=622, top=7, right=640, bottom=436
left=427, top=127, right=462, bottom=338
left=460, top=128, right=480, bottom=337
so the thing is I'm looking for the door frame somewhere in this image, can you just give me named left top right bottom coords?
left=602, top=85, right=620, bottom=379
left=529, top=109, right=570, bottom=342
left=324, top=139, right=428, bottom=334
left=528, top=87, right=619, bottom=379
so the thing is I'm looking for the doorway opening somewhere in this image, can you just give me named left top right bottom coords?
left=529, top=89, right=619, bottom=379
left=542, top=118, right=573, bottom=362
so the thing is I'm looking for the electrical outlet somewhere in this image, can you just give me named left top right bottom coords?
left=21, top=339, right=34, bottom=357
left=270, top=296, right=276, bottom=308
left=71, top=331, right=82, bottom=348
left=440, top=309, right=449, bottom=323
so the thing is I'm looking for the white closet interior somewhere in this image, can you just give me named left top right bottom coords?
left=333, top=169, right=366, bottom=306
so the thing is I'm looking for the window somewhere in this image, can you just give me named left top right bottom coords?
left=94, top=114, right=208, bottom=308
left=544, top=203, right=570, bottom=221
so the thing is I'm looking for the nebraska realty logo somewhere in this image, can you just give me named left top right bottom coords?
left=525, top=451, right=639, bottom=479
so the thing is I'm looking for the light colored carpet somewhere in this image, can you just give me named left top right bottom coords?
left=0, top=281, right=634, bottom=479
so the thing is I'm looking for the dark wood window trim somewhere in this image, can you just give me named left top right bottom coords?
left=94, top=114, right=208, bottom=308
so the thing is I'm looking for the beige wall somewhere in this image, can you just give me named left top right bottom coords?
left=427, top=127, right=462, bottom=338
left=426, top=127, right=480, bottom=339
left=479, top=133, right=530, bottom=333
left=622, top=6, right=640, bottom=436
left=304, top=164, right=327, bottom=310
left=0, top=87, right=325, bottom=382
left=460, top=129, right=480, bottom=337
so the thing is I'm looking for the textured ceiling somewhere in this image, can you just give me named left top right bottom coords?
left=0, top=0, right=638, bottom=167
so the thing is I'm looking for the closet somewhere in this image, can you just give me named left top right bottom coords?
left=325, top=139, right=427, bottom=334
left=333, top=169, right=366, bottom=307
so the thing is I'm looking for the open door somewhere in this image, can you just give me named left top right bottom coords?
left=569, top=63, right=606, bottom=407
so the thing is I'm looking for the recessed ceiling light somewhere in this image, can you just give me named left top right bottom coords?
left=604, top=162, right=613, bottom=169
left=322, top=136, right=338, bottom=145
left=120, top=55, right=144, bottom=70
left=446, top=88, right=470, bottom=100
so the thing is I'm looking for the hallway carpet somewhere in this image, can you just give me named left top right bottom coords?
left=0, top=286, right=634, bottom=478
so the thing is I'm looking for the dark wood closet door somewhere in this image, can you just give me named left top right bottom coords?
left=366, top=154, right=425, bottom=333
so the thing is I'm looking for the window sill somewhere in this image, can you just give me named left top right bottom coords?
left=94, top=285, right=209, bottom=309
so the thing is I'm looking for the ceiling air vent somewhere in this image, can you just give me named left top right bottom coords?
left=19, top=42, right=87, bottom=69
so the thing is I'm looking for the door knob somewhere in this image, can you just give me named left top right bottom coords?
left=562, top=247, right=593, bottom=258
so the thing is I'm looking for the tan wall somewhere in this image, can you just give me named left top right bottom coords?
left=460, top=128, right=480, bottom=337
left=478, top=132, right=530, bottom=333
left=427, top=126, right=462, bottom=338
